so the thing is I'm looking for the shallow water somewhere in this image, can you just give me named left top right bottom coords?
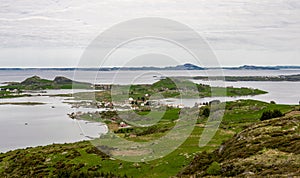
left=0, top=95, right=108, bottom=153
left=0, top=69, right=299, bottom=152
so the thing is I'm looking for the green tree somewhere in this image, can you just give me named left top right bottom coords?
left=202, top=107, right=210, bottom=117
left=270, top=101, right=276, bottom=104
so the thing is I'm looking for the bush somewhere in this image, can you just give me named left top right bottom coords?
left=272, top=109, right=284, bottom=118
left=270, top=101, right=276, bottom=104
left=206, top=161, right=221, bottom=175
left=202, top=107, right=210, bottom=117
left=260, top=109, right=283, bottom=121
left=260, top=110, right=272, bottom=121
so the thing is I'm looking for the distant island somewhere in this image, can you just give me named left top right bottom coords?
left=0, top=64, right=300, bottom=71
left=192, top=74, right=300, bottom=82
left=0, top=76, right=92, bottom=90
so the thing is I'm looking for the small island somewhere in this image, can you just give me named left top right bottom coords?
left=1, top=76, right=92, bottom=90
left=1, top=76, right=267, bottom=100
left=0, top=76, right=93, bottom=98
left=192, top=74, right=300, bottom=82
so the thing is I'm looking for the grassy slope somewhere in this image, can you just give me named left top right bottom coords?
left=179, top=111, right=300, bottom=177
left=0, top=100, right=296, bottom=177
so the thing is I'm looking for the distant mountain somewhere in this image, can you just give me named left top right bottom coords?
left=224, top=65, right=280, bottom=70
left=240, top=65, right=279, bottom=70
left=0, top=64, right=299, bottom=71
left=165, top=63, right=205, bottom=70
left=102, top=63, right=205, bottom=70
left=193, top=74, right=300, bottom=81
left=224, top=65, right=300, bottom=70
left=0, top=63, right=205, bottom=71
left=275, top=66, right=300, bottom=69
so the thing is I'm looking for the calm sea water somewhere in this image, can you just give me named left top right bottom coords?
left=1, top=69, right=300, bottom=84
left=0, top=95, right=108, bottom=153
left=0, top=69, right=299, bottom=152
left=191, top=81, right=300, bottom=105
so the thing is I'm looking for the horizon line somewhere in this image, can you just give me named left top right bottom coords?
left=0, top=64, right=300, bottom=70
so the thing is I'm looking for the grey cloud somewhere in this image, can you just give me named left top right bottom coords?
left=0, top=0, right=299, bottom=67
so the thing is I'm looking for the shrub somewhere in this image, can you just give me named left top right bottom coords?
left=272, top=109, right=284, bottom=118
left=260, top=109, right=283, bottom=121
left=206, top=161, right=221, bottom=175
left=260, top=110, right=272, bottom=121
left=202, top=107, right=210, bottom=117
left=270, top=101, right=276, bottom=104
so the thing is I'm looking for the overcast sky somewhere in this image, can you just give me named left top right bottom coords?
left=0, top=0, right=299, bottom=67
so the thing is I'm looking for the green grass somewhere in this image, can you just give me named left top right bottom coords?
left=180, top=112, right=300, bottom=177
left=73, top=78, right=267, bottom=104
left=0, top=99, right=295, bottom=177
left=1, top=76, right=92, bottom=90
left=220, top=100, right=293, bottom=132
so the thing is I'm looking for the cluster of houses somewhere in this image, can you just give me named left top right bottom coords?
left=68, top=95, right=223, bottom=131
left=70, top=101, right=115, bottom=109
left=94, top=84, right=112, bottom=90
left=0, top=88, right=20, bottom=97
left=0, top=88, right=19, bottom=93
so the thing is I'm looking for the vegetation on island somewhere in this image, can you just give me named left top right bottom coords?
left=0, top=76, right=267, bottom=101
left=72, top=77, right=267, bottom=104
left=0, top=99, right=298, bottom=177
left=193, top=74, right=300, bottom=81
left=0, top=90, right=32, bottom=99
left=0, top=76, right=92, bottom=91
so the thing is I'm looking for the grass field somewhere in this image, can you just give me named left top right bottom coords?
left=0, top=99, right=296, bottom=177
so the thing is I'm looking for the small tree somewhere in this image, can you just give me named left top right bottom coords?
left=270, top=101, right=276, bottom=104
left=202, top=107, right=210, bottom=117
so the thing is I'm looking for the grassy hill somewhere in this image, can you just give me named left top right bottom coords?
left=1, top=76, right=92, bottom=90
left=179, top=111, right=300, bottom=177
